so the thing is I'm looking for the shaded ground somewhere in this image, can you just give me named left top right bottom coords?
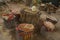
left=0, top=3, right=60, bottom=40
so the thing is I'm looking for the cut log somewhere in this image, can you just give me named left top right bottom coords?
left=44, top=21, right=55, bottom=32
left=46, top=16, right=58, bottom=24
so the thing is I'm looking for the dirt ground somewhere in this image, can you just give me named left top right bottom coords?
left=0, top=3, right=60, bottom=40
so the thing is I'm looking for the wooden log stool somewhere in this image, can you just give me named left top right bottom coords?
left=16, top=23, right=34, bottom=40
left=39, top=3, right=46, bottom=11
left=46, top=3, right=57, bottom=14
left=2, top=13, right=16, bottom=29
